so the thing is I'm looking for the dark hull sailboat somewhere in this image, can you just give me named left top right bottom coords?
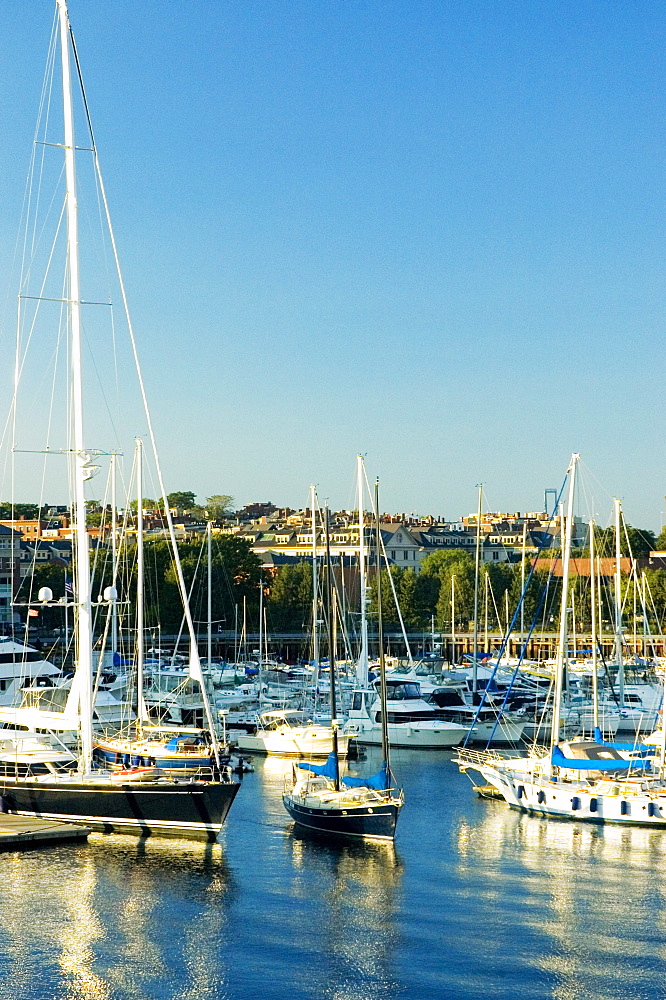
left=283, top=487, right=403, bottom=844
left=0, top=772, right=240, bottom=840
left=283, top=791, right=401, bottom=841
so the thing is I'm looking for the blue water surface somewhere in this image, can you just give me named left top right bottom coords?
left=0, top=749, right=663, bottom=1000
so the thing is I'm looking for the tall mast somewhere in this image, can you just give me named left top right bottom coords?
left=357, top=455, right=368, bottom=686
left=551, top=453, right=578, bottom=753
left=58, top=0, right=93, bottom=772
left=613, top=498, right=624, bottom=708
left=324, top=506, right=340, bottom=790
left=374, top=479, right=390, bottom=770
left=472, top=485, right=482, bottom=693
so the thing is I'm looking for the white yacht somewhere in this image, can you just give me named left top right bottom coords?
left=0, top=637, right=62, bottom=706
left=236, top=709, right=352, bottom=758
left=343, top=679, right=470, bottom=749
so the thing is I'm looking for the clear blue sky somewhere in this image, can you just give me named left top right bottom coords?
left=0, top=1, right=664, bottom=529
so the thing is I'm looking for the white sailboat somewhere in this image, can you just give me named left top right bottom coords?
left=456, top=454, right=666, bottom=828
left=0, top=0, right=239, bottom=838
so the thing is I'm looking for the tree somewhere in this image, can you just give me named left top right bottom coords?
left=113, top=534, right=261, bottom=632
left=594, top=525, right=656, bottom=559
left=167, top=491, right=197, bottom=512
left=0, top=502, right=40, bottom=519
left=206, top=495, right=235, bottom=520
left=267, top=562, right=313, bottom=632
left=656, top=527, right=666, bottom=551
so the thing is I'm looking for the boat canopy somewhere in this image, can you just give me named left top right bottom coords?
left=592, top=727, right=653, bottom=756
left=298, top=753, right=338, bottom=780
left=343, top=761, right=390, bottom=790
left=551, top=745, right=652, bottom=772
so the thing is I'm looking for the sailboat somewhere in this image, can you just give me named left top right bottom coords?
left=456, top=454, right=666, bottom=828
left=283, top=485, right=403, bottom=842
left=0, top=0, right=239, bottom=839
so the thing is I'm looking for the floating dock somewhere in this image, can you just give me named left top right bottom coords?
left=0, top=814, right=90, bottom=850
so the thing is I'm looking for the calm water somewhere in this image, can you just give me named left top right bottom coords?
left=0, top=750, right=664, bottom=1000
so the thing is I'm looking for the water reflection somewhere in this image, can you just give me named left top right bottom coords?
left=0, top=835, right=235, bottom=1000
left=456, top=800, right=666, bottom=1000
left=242, top=756, right=404, bottom=1000
left=286, top=834, right=404, bottom=1000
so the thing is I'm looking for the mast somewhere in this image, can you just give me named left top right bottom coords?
left=484, top=572, right=489, bottom=653
left=451, top=575, right=456, bottom=666
left=550, top=453, right=578, bottom=754
left=613, top=498, right=624, bottom=708
left=324, top=506, right=340, bottom=790
left=520, top=520, right=527, bottom=650
left=357, top=455, right=368, bottom=686
left=472, top=485, right=482, bottom=693
left=207, top=520, right=213, bottom=671
left=58, top=0, right=93, bottom=773
left=111, top=453, right=118, bottom=659
left=590, top=519, right=599, bottom=731
left=135, top=437, right=145, bottom=737
left=374, top=479, right=390, bottom=770
left=310, top=485, right=319, bottom=678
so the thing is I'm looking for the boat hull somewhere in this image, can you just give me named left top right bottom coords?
left=351, top=722, right=467, bottom=750
left=236, top=731, right=350, bottom=758
left=467, top=760, right=666, bottom=828
left=93, top=740, right=214, bottom=773
left=0, top=774, right=240, bottom=840
left=282, top=793, right=400, bottom=841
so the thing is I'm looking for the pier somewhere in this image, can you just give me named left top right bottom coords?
left=0, top=813, right=90, bottom=850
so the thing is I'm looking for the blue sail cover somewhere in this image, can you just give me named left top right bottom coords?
left=593, top=727, right=653, bottom=755
left=298, top=753, right=338, bottom=780
left=343, top=761, right=390, bottom=790
left=551, top=745, right=652, bottom=772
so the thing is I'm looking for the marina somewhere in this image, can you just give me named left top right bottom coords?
left=0, top=749, right=665, bottom=999
left=0, top=1, right=663, bottom=997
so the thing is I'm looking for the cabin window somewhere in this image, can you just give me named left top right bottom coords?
left=620, top=801, right=630, bottom=816
left=571, top=797, right=581, bottom=810
left=517, top=785, right=525, bottom=799
left=589, top=798, right=598, bottom=812
left=351, top=693, right=363, bottom=711
left=648, top=802, right=659, bottom=817
left=537, top=790, right=546, bottom=804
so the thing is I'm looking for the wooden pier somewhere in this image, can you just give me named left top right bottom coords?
left=0, top=813, right=90, bottom=850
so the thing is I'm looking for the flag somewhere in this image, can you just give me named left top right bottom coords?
left=65, top=578, right=74, bottom=596
left=27, top=609, right=39, bottom=617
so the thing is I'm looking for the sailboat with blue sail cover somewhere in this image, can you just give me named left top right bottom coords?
left=283, top=484, right=403, bottom=842
left=456, top=454, right=666, bottom=828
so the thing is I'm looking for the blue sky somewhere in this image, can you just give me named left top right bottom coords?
left=0, top=1, right=664, bottom=529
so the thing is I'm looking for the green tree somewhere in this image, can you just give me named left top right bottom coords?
left=594, top=525, right=656, bottom=559
left=114, top=534, right=261, bottom=632
left=206, top=495, right=235, bottom=520
left=267, top=562, right=313, bottom=631
left=655, top=527, right=666, bottom=551
left=167, top=491, right=197, bottom=512
left=0, top=502, right=40, bottom=519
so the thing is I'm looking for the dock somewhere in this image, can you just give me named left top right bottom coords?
left=0, top=814, right=90, bottom=850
